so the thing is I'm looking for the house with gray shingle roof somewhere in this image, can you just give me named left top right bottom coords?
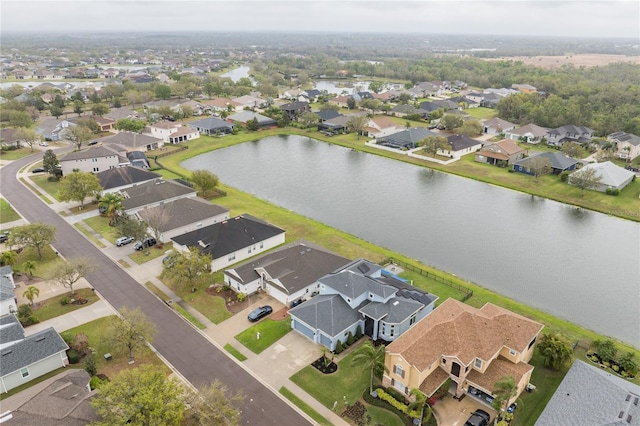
left=0, top=315, right=69, bottom=393
left=504, top=123, right=550, bottom=144
left=535, top=360, right=640, bottom=426
left=100, top=132, right=164, bottom=152
left=136, top=197, right=229, bottom=243
left=376, top=127, right=437, bottom=150
left=59, top=145, right=129, bottom=176
left=512, top=151, right=578, bottom=175
left=120, top=178, right=196, bottom=214
left=224, top=241, right=351, bottom=306
left=609, top=131, right=640, bottom=161
left=483, top=118, right=516, bottom=135
left=546, top=125, right=594, bottom=147
left=289, top=259, right=438, bottom=351
left=0, top=266, right=17, bottom=317
left=227, top=111, right=277, bottom=128
left=96, top=165, right=161, bottom=194
left=569, top=161, right=635, bottom=192
left=188, top=117, right=234, bottom=136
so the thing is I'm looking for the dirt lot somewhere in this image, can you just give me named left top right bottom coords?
left=484, top=54, right=640, bottom=69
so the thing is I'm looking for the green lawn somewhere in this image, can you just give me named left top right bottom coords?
left=129, top=243, right=171, bottom=264
left=83, top=215, right=121, bottom=243
left=14, top=246, right=66, bottom=280
left=279, top=386, right=332, bottom=426
left=0, top=197, right=21, bottom=223
left=145, top=281, right=206, bottom=330
left=158, top=274, right=232, bottom=324
left=465, top=107, right=499, bottom=119
left=224, top=343, right=248, bottom=361
left=74, top=223, right=106, bottom=248
left=29, top=174, right=63, bottom=202
left=0, top=147, right=35, bottom=161
left=28, top=287, right=99, bottom=323
left=235, top=318, right=292, bottom=354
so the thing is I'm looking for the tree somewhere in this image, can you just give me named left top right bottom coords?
left=299, top=112, right=319, bottom=129
left=51, top=257, right=97, bottom=296
left=162, top=247, right=212, bottom=292
left=14, top=127, right=41, bottom=152
left=568, top=167, right=603, bottom=195
left=591, top=338, right=617, bottom=362
left=440, top=113, right=464, bottom=131
left=117, top=214, right=149, bottom=245
left=115, top=118, right=146, bottom=133
left=190, top=169, right=219, bottom=197
left=22, top=285, right=40, bottom=306
left=618, top=352, right=638, bottom=377
left=351, top=340, right=386, bottom=394
left=245, top=118, right=259, bottom=131
left=91, top=364, right=183, bottom=426
left=50, top=104, right=64, bottom=119
left=8, top=110, right=33, bottom=129
left=110, top=307, right=157, bottom=363
left=537, top=332, right=573, bottom=371
left=154, top=84, right=172, bottom=100
left=454, top=119, right=483, bottom=136
left=141, top=206, right=171, bottom=243
left=0, top=251, right=17, bottom=267
left=91, top=103, right=109, bottom=116
left=59, top=171, right=103, bottom=209
left=360, top=98, right=382, bottom=115
left=42, top=149, right=60, bottom=175
left=407, top=388, right=431, bottom=425
left=22, top=260, right=36, bottom=280
left=561, top=141, right=585, bottom=159
left=527, top=156, right=552, bottom=180
left=346, top=97, right=357, bottom=110
left=421, top=135, right=450, bottom=157
left=73, top=99, right=84, bottom=116
left=9, top=223, right=56, bottom=260
left=65, top=125, right=93, bottom=150
left=491, top=376, right=517, bottom=422
left=76, top=117, right=101, bottom=134
left=368, top=80, right=384, bottom=94
left=99, top=192, right=124, bottom=226
left=184, top=380, right=244, bottom=426
left=346, top=115, right=368, bottom=138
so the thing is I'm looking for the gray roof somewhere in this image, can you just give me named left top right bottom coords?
left=359, top=297, right=424, bottom=323
left=289, top=294, right=362, bottom=337
left=137, top=197, right=229, bottom=232
left=507, top=123, right=549, bottom=138
left=60, top=145, right=121, bottom=162
left=96, top=166, right=161, bottom=190
left=609, top=131, right=640, bottom=147
left=446, top=134, right=482, bottom=151
left=513, top=151, right=578, bottom=171
left=0, top=265, right=15, bottom=302
left=227, top=111, right=277, bottom=125
left=483, top=117, right=515, bottom=130
left=535, top=360, right=640, bottom=426
left=320, top=270, right=397, bottom=300
left=548, top=125, right=594, bottom=137
left=171, top=214, right=285, bottom=259
left=224, top=241, right=350, bottom=296
left=121, top=179, right=195, bottom=210
left=0, top=314, right=25, bottom=345
left=188, top=117, right=234, bottom=131
left=99, top=132, right=163, bottom=149
left=0, top=324, right=69, bottom=376
left=377, top=127, right=437, bottom=149
left=571, top=161, right=635, bottom=187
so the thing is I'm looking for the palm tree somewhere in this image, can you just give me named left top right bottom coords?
left=407, top=388, right=431, bottom=425
left=23, top=285, right=40, bottom=306
left=0, top=251, right=17, bottom=267
left=99, top=192, right=124, bottom=226
left=351, top=340, right=386, bottom=394
left=22, top=260, right=36, bottom=280
left=537, top=332, right=573, bottom=371
left=491, top=376, right=517, bottom=423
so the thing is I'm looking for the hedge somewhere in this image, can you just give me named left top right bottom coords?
left=375, top=388, right=420, bottom=418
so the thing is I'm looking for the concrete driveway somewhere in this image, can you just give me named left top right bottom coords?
left=432, top=395, right=496, bottom=425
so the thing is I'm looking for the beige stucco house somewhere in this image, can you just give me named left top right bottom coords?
left=59, top=145, right=128, bottom=175
left=383, top=298, right=543, bottom=409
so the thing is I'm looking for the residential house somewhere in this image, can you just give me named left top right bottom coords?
left=96, top=165, right=161, bottom=194
left=70, top=115, right=115, bottom=132
left=302, top=89, right=322, bottom=102
left=180, top=100, right=212, bottom=116
left=569, top=161, right=635, bottom=192
left=608, top=131, right=640, bottom=161
left=100, top=132, right=164, bottom=152
left=142, top=99, right=184, bottom=114
left=59, top=145, right=127, bottom=175
left=377, top=127, right=437, bottom=150
left=126, top=151, right=150, bottom=169
left=280, top=101, right=310, bottom=121
left=0, top=128, right=19, bottom=148
left=512, top=84, right=537, bottom=94
left=478, top=93, right=503, bottom=108
left=365, top=116, right=405, bottom=139
left=546, top=125, right=594, bottom=147
left=224, top=241, right=351, bottom=306
left=189, top=117, right=234, bottom=136
left=383, top=298, right=543, bottom=405
left=289, top=259, right=438, bottom=351
left=534, top=360, right=640, bottom=426
left=0, top=315, right=69, bottom=393
left=504, top=124, right=549, bottom=144
left=227, top=111, right=277, bottom=129
left=482, top=118, right=515, bottom=135
left=317, top=110, right=343, bottom=123
left=279, top=88, right=305, bottom=101
left=104, top=107, right=142, bottom=122
left=391, top=104, right=428, bottom=118
left=137, top=198, right=229, bottom=243
left=145, top=121, right=199, bottom=144
left=202, top=98, right=241, bottom=113
left=512, top=151, right=578, bottom=175
left=232, top=94, right=269, bottom=110
left=318, top=115, right=351, bottom=134
left=442, top=135, right=484, bottom=159
left=328, top=95, right=352, bottom=109
left=484, top=88, right=519, bottom=98
left=5, top=369, right=98, bottom=425
left=120, top=179, right=196, bottom=214
left=0, top=266, right=17, bottom=317
left=171, top=214, right=286, bottom=272
left=36, top=118, right=76, bottom=141
left=475, top=139, right=525, bottom=166
left=447, top=96, right=479, bottom=109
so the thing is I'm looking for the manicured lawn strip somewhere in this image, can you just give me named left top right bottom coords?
left=0, top=197, right=21, bottom=223
left=129, top=243, right=169, bottom=264
left=290, top=350, right=370, bottom=416
left=159, top=274, right=232, bottom=324
left=464, top=107, right=499, bottom=119
left=235, top=318, right=292, bottom=354
left=0, top=148, right=34, bottom=161
left=365, top=404, right=406, bottom=426
left=74, top=223, right=106, bottom=248
left=84, top=215, right=121, bottom=243
left=0, top=366, right=71, bottom=401
left=64, top=316, right=170, bottom=379
left=19, top=177, right=52, bottom=204
left=30, top=174, right=63, bottom=202
left=145, top=281, right=171, bottom=302
left=29, top=287, right=99, bottom=323
left=395, top=268, right=470, bottom=304
left=173, top=303, right=207, bottom=330
left=279, top=386, right=332, bottom=426
left=224, top=343, right=248, bottom=361
left=14, top=246, right=66, bottom=280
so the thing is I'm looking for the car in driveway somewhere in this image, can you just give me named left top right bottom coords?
left=39, top=141, right=49, bottom=147
left=31, top=167, right=45, bottom=173
left=162, top=252, right=179, bottom=268
left=0, top=232, right=9, bottom=243
left=248, top=305, right=273, bottom=322
left=115, top=236, right=134, bottom=247
left=465, top=409, right=490, bottom=426
left=134, top=237, right=157, bottom=251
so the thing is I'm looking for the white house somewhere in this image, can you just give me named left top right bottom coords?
left=145, top=121, right=199, bottom=144
left=569, top=161, right=635, bottom=192
left=59, top=145, right=128, bottom=175
left=0, top=266, right=17, bottom=317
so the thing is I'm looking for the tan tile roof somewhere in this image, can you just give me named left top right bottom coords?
left=202, top=98, right=240, bottom=108
left=419, top=367, right=450, bottom=397
left=466, top=357, right=533, bottom=393
left=387, top=299, right=543, bottom=371
left=371, top=116, right=397, bottom=129
left=152, top=120, right=179, bottom=130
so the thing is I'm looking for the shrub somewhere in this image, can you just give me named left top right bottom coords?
left=507, top=168, right=514, bottom=173
left=222, top=284, right=231, bottom=292
left=60, top=331, right=74, bottom=346
left=334, top=340, right=344, bottom=354
left=347, top=331, right=355, bottom=346
left=355, top=325, right=363, bottom=339
left=559, top=171, right=570, bottom=182
left=236, top=292, right=246, bottom=302
left=375, top=388, right=420, bottom=418
left=67, top=349, right=79, bottom=364
left=84, top=353, right=97, bottom=376
left=386, top=386, right=405, bottom=402
left=90, top=375, right=107, bottom=390
left=16, top=304, right=38, bottom=325
left=60, top=296, right=70, bottom=305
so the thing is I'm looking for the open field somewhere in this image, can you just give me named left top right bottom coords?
left=484, top=54, right=640, bottom=69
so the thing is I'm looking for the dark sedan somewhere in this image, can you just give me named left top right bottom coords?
left=465, top=409, right=491, bottom=426
left=248, top=305, right=273, bottom=322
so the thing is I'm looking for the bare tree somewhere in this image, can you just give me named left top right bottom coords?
left=184, top=380, right=244, bottom=426
left=139, top=205, right=172, bottom=243
left=569, top=166, right=603, bottom=195
left=110, top=307, right=157, bottom=363
left=51, top=257, right=97, bottom=296
left=527, top=156, right=552, bottom=180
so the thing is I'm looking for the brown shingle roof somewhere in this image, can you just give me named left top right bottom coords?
left=419, top=366, right=450, bottom=397
left=387, top=299, right=543, bottom=370
left=466, top=357, right=533, bottom=394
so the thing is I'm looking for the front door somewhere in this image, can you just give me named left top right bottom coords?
left=451, top=362, right=461, bottom=377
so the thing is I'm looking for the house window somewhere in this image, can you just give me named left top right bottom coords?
left=509, top=349, right=517, bottom=356
left=442, top=358, right=446, bottom=365
left=20, top=368, right=29, bottom=378
left=248, top=247, right=251, bottom=254
left=389, top=325, right=395, bottom=337
left=528, top=337, right=537, bottom=349
left=93, top=167, right=99, bottom=172
left=260, top=242, right=264, bottom=249
left=393, top=364, right=405, bottom=378
left=92, top=158, right=97, bottom=162
left=228, top=254, right=236, bottom=261
left=475, top=358, right=483, bottom=369
left=381, top=323, right=387, bottom=334
left=410, top=314, right=416, bottom=325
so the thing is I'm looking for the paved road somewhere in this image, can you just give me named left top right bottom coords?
left=0, top=152, right=311, bottom=426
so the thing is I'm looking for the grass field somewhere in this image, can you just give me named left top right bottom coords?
left=14, top=246, right=66, bottom=280
left=224, top=343, right=248, bottom=361
left=235, top=318, right=292, bottom=354
left=279, top=386, right=332, bottom=426
left=159, top=274, right=232, bottom=324
left=28, top=287, right=99, bottom=323
left=0, top=197, right=21, bottom=223
left=29, top=174, right=63, bottom=202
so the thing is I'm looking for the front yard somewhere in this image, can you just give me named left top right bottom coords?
left=235, top=318, right=291, bottom=354
left=0, top=197, right=21, bottom=223
left=25, top=287, right=99, bottom=323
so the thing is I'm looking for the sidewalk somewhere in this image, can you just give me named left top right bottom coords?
left=25, top=299, right=115, bottom=335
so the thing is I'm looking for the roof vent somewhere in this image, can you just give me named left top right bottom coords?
left=627, top=415, right=632, bottom=423
left=35, top=336, right=46, bottom=342
left=197, top=240, right=209, bottom=248
left=634, top=397, right=639, bottom=406
left=393, top=301, right=400, bottom=306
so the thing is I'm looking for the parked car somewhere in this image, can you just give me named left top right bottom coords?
left=31, top=167, right=45, bottom=173
left=0, top=232, right=9, bottom=243
left=465, top=409, right=490, bottom=426
left=162, top=252, right=179, bottom=268
left=248, top=305, right=273, bottom=322
left=115, top=236, right=134, bottom=247
left=87, top=140, right=99, bottom=146
left=134, top=237, right=157, bottom=251
left=39, top=141, right=49, bottom=147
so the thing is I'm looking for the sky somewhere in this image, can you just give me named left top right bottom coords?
left=1, top=1, right=639, bottom=39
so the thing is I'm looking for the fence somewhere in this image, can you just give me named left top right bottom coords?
left=380, top=257, right=474, bottom=302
